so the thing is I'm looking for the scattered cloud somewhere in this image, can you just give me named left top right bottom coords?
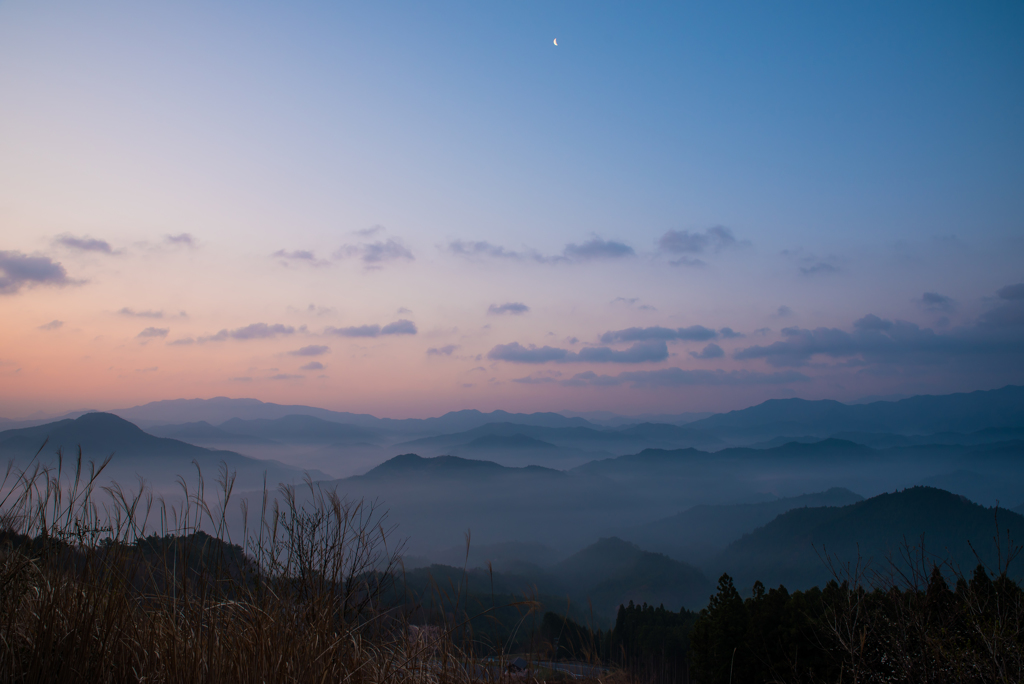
left=979, top=283, right=1024, bottom=328
left=168, top=337, right=195, bottom=346
left=270, top=373, right=304, bottom=380
left=488, top=302, right=529, bottom=315
left=354, top=225, right=384, bottom=237
left=775, top=306, right=794, bottom=318
left=599, top=325, right=718, bottom=344
left=326, top=319, right=417, bottom=338
left=381, top=319, right=417, bottom=335
left=273, top=249, right=328, bottom=266
left=611, top=297, right=656, bottom=311
left=38, top=320, right=63, bottom=331
left=0, top=251, right=73, bottom=295
left=289, top=345, right=330, bottom=356
left=165, top=233, right=196, bottom=247
left=782, top=249, right=843, bottom=276
left=488, top=343, right=568, bottom=363
left=719, top=327, right=743, bottom=339
left=997, top=283, right=1024, bottom=301
left=328, top=324, right=380, bottom=338
left=229, top=376, right=252, bottom=382
left=488, top=340, right=668, bottom=364
left=657, top=226, right=741, bottom=265
left=427, top=345, right=460, bottom=356
left=118, top=307, right=163, bottom=318
left=561, top=367, right=809, bottom=388
left=336, top=238, right=414, bottom=266
left=513, top=375, right=558, bottom=384
left=137, top=327, right=169, bottom=339
left=918, top=292, right=955, bottom=313
left=690, top=343, right=724, bottom=359
left=448, top=240, right=525, bottom=260
left=563, top=238, right=635, bottom=261
left=54, top=234, right=116, bottom=254
left=734, top=290, right=1024, bottom=369
left=512, top=370, right=563, bottom=384
left=300, top=361, right=324, bottom=371
left=198, top=323, right=295, bottom=343
left=447, top=237, right=635, bottom=264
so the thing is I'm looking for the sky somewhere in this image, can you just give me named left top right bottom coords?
left=1, top=1, right=1023, bottom=419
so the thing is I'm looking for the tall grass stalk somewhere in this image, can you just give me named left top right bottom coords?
left=0, top=448, right=519, bottom=684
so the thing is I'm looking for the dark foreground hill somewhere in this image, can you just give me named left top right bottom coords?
left=554, top=537, right=712, bottom=614
left=0, top=412, right=320, bottom=491
left=716, top=486, right=1024, bottom=591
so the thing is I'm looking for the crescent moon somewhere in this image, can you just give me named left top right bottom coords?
left=553, top=38, right=557, bottom=46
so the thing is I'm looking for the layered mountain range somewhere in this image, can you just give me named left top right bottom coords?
left=3, top=384, right=1023, bottom=620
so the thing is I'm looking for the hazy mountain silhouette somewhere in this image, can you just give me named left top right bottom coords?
left=751, top=427, right=1024, bottom=450
left=354, top=453, right=564, bottom=481
left=687, top=385, right=1024, bottom=438
left=216, top=415, right=381, bottom=444
left=397, top=421, right=721, bottom=457
left=621, top=488, right=864, bottom=563
left=145, top=420, right=278, bottom=445
left=0, top=412, right=321, bottom=491
left=715, top=486, right=1024, bottom=590
left=110, top=397, right=593, bottom=434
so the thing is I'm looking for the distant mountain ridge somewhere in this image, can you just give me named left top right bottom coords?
left=686, top=385, right=1024, bottom=437
left=109, top=398, right=594, bottom=433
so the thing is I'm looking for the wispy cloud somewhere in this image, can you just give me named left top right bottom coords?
left=563, top=238, right=635, bottom=261
left=288, top=345, right=330, bottom=356
left=447, top=237, right=635, bottom=264
left=38, top=320, right=63, bottom=331
left=335, top=237, right=414, bottom=267
left=165, top=233, right=196, bottom=247
left=657, top=226, right=741, bottom=266
left=273, top=249, right=328, bottom=266
left=599, top=325, right=718, bottom=344
left=918, top=292, right=955, bottom=313
left=561, top=367, right=809, bottom=387
left=300, top=361, right=324, bottom=371
left=137, top=327, right=169, bottom=339
left=488, top=340, right=668, bottom=364
left=427, top=345, right=460, bottom=356
left=197, top=323, right=296, bottom=343
left=118, top=307, right=163, bottom=318
left=611, top=297, right=656, bottom=311
left=448, top=241, right=525, bottom=260
left=325, top=319, right=417, bottom=338
left=55, top=234, right=117, bottom=254
left=488, top=302, right=530, bottom=315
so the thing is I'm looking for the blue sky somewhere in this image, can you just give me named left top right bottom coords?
left=0, top=1, right=1022, bottom=416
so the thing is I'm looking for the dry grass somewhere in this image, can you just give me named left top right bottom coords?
left=0, top=447, right=557, bottom=684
